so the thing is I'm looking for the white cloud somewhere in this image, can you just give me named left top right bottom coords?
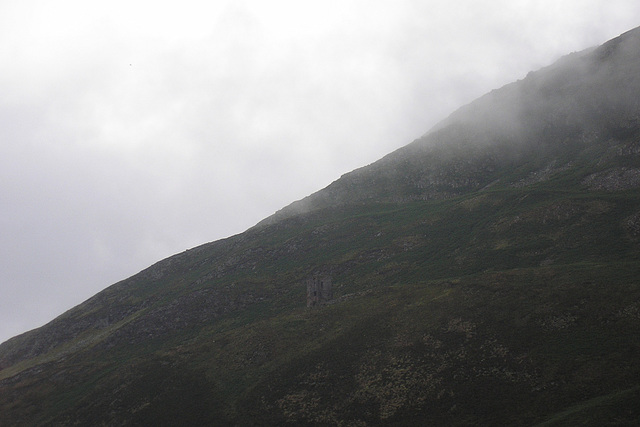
left=1, top=0, right=639, bottom=343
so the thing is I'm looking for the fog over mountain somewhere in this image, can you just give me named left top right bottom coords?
left=1, top=22, right=640, bottom=426
left=1, top=1, right=639, bottom=345
left=262, top=27, right=640, bottom=223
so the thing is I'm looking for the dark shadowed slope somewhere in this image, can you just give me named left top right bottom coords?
left=1, top=27, right=640, bottom=426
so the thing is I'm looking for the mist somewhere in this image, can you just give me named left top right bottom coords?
left=1, top=0, right=639, bottom=344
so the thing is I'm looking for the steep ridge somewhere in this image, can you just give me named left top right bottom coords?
left=260, top=26, right=640, bottom=223
left=1, top=27, right=640, bottom=426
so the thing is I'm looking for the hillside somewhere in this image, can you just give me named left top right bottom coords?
left=1, top=27, right=640, bottom=426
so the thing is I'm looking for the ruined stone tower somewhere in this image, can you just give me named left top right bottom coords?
left=306, top=275, right=332, bottom=307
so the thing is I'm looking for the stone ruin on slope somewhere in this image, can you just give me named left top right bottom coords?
left=306, top=275, right=333, bottom=307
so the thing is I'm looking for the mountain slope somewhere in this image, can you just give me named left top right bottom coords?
left=262, top=26, right=640, bottom=222
left=1, top=28, right=640, bottom=426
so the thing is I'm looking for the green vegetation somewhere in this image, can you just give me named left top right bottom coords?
left=1, top=183, right=638, bottom=426
left=1, top=26, right=640, bottom=426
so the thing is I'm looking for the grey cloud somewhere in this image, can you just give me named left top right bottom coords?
left=1, top=0, right=640, bottom=343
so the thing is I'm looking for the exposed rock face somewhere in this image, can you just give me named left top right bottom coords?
left=582, top=167, right=640, bottom=191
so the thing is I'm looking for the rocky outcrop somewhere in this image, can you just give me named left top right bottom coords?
left=582, top=167, right=640, bottom=191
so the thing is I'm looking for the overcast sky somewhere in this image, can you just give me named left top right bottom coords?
left=1, top=0, right=639, bottom=344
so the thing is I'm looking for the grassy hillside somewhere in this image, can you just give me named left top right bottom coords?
left=1, top=27, right=640, bottom=426
left=2, top=178, right=639, bottom=425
